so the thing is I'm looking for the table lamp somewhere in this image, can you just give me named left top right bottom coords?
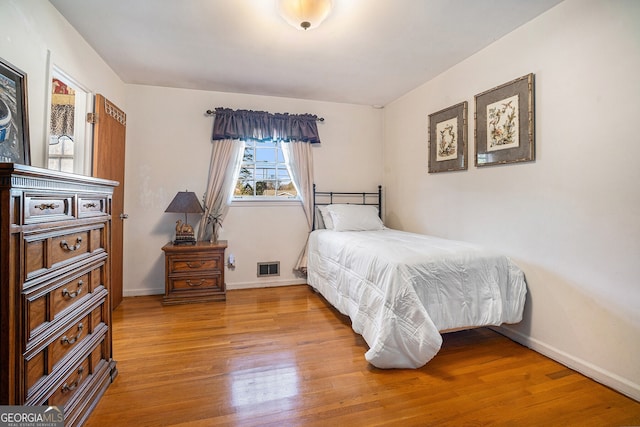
left=165, top=190, right=204, bottom=245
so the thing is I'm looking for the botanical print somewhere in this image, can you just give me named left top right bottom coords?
left=435, top=117, right=457, bottom=161
left=487, top=94, right=519, bottom=152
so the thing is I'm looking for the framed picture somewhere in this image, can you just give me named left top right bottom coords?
left=475, top=73, right=534, bottom=167
left=0, top=57, right=30, bottom=165
left=428, top=101, right=467, bottom=173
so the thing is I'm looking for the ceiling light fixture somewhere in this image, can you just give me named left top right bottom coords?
left=277, top=0, right=333, bottom=31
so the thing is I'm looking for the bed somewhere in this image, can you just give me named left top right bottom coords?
left=306, top=186, right=527, bottom=369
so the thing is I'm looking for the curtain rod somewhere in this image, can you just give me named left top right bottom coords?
left=205, top=109, right=324, bottom=122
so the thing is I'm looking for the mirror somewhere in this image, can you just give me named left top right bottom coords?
left=47, top=66, right=92, bottom=175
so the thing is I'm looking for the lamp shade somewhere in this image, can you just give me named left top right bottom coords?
left=278, top=0, right=333, bottom=30
left=164, top=191, right=204, bottom=214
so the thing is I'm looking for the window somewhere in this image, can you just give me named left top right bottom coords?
left=234, top=139, right=298, bottom=200
left=47, top=67, right=90, bottom=175
left=48, top=134, right=75, bottom=172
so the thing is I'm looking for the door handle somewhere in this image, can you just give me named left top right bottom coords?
left=120, top=213, right=129, bottom=220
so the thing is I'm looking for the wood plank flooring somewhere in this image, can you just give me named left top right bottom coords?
left=86, top=285, right=640, bottom=426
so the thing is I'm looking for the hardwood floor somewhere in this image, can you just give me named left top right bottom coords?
left=86, top=285, right=640, bottom=426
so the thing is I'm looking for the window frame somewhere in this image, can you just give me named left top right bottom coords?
left=232, top=139, right=300, bottom=203
left=46, top=65, right=92, bottom=175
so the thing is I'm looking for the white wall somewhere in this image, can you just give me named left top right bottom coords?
left=383, top=0, right=640, bottom=400
left=123, top=84, right=383, bottom=295
left=6, top=0, right=638, bottom=403
left=0, top=0, right=126, bottom=168
left=0, top=0, right=383, bottom=296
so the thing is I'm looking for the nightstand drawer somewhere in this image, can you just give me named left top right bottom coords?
left=169, top=253, right=223, bottom=274
left=170, top=275, right=223, bottom=292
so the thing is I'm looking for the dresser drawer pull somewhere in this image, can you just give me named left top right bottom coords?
left=61, top=323, right=84, bottom=345
left=61, top=367, right=84, bottom=393
left=186, top=261, right=204, bottom=268
left=62, top=280, right=84, bottom=299
left=83, top=202, right=97, bottom=208
left=60, top=237, right=82, bottom=251
left=35, top=202, right=60, bottom=211
left=186, top=279, right=206, bottom=287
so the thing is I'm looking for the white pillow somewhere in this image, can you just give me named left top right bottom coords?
left=318, top=206, right=334, bottom=230
left=326, top=204, right=384, bottom=231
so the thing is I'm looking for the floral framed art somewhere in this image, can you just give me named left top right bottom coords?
left=428, top=101, right=467, bottom=173
left=475, top=73, right=534, bottom=167
left=0, top=57, right=30, bottom=165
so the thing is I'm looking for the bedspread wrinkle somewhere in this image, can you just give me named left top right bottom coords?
left=307, top=229, right=527, bottom=368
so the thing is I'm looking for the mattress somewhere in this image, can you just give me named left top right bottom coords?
left=306, top=228, right=527, bottom=368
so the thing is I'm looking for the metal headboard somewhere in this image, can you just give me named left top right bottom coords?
left=312, top=184, right=382, bottom=230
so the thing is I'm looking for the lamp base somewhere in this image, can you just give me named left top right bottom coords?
left=173, top=232, right=196, bottom=245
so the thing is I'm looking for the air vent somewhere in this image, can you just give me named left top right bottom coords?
left=257, top=262, right=280, bottom=277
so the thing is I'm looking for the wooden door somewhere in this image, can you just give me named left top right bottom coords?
left=92, top=94, right=126, bottom=309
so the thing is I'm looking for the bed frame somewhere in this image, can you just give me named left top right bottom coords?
left=312, top=184, right=382, bottom=230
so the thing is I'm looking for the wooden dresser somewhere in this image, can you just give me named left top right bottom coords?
left=0, top=164, right=118, bottom=426
left=162, top=240, right=227, bottom=305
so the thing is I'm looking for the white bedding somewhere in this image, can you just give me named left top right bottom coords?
left=307, top=228, right=527, bottom=369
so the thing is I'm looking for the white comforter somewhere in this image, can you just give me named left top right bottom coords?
left=307, top=229, right=527, bottom=369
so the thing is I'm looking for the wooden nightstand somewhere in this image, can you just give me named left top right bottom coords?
left=161, top=240, right=227, bottom=305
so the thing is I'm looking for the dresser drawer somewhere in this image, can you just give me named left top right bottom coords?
left=24, top=224, right=106, bottom=284
left=169, top=275, right=223, bottom=292
left=46, top=336, right=109, bottom=410
left=23, top=193, right=75, bottom=225
left=51, top=360, right=89, bottom=409
left=51, top=230, right=92, bottom=265
left=78, top=195, right=109, bottom=218
left=168, top=253, right=223, bottom=274
left=25, top=300, right=108, bottom=395
left=25, top=260, right=106, bottom=341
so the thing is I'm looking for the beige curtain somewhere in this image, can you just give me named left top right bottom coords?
left=197, top=139, right=245, bottom=241
left=281, top=140, right=314, bottom=273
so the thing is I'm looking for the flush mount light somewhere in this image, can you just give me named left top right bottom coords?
left=277, top=0, right=333, bottom=31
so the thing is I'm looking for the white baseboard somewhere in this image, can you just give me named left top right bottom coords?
left=123, top=288, right=163, bottom=297
left=494, top=325, right=640, bottom=402
left=227, top=279, right=305, bottom=290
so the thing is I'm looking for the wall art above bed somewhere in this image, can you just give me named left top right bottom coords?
left=474, top=73, right=535, bottom=167
left=428, top=101, right=468, bottom=173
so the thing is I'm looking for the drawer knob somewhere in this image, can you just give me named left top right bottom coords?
left=83, top=202, right=97, bottom=208
left=186, top=279, right=206, bottom=287
left=61, top=322, right=84, bottom=345
left=62, top=280, right=83, bottom=299
left=60, top=237, right=82, bottom=251
left=61, top=366, right=84, bottom=393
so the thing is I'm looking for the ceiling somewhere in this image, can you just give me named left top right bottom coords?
left=49, top=0, right=563, bottom=107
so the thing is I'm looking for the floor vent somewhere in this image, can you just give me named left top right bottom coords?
left=257, top=262, right=280, bottom=277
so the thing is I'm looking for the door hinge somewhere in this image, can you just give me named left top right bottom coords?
left=86, top=113, right=96, bottom=124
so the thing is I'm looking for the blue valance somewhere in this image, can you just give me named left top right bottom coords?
left=211, top=108, right=321, bottom=144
